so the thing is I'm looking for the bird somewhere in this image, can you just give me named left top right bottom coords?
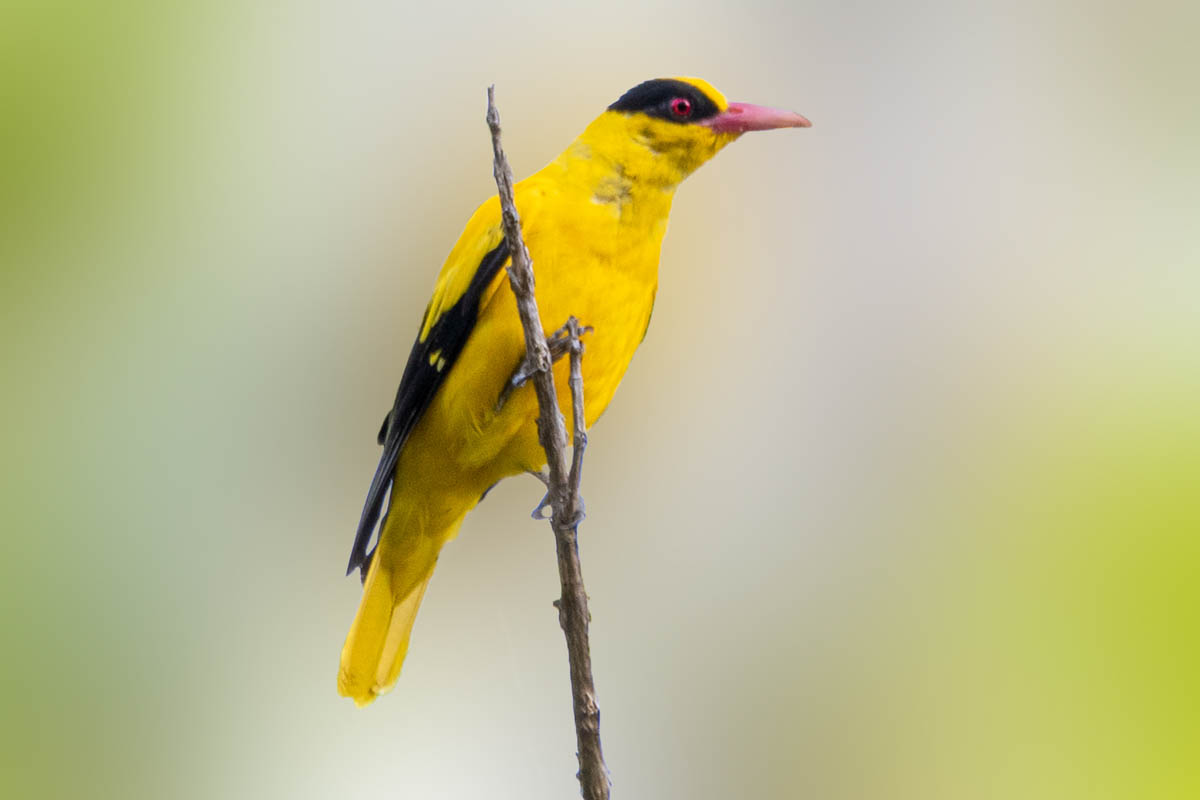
left=339, top=76, right=810, bottom=706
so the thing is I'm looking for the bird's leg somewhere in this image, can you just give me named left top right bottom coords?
left=531, top=491, right=553, bottom=521
left=525, top=468, right=553, bottom=519
left=496, top=320, right=592, bottom=412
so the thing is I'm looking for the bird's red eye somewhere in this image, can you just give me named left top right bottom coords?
left=670, top=97, right=692, bottom=118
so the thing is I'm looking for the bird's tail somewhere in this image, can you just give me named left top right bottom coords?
left=337, top=501, right=466, bottom=707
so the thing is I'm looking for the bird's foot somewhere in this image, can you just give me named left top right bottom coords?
left=531, top=491, right=552, bottom=520
left=530, top=490, right=586, bottom=526
left=495, top=319, right=592, bottom=411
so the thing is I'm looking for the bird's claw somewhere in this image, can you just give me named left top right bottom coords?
left=496, top=319, right=592, bottom=412
left=530, top=491, right=586, bottom=526
left=531, top=491, right=552, bottom=520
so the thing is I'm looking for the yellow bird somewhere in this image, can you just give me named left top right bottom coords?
left=339, top=77, right=810, bottom=706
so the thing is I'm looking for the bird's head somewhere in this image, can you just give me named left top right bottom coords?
left=581, top=76, right=810, bottom=187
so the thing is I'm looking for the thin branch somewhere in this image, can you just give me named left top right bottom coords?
left=487, top=86, right=611, bottom=800
left=566, top=317, right=588, bottom=498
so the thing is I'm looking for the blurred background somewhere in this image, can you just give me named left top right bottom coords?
left=3, top=0, right=1197, bottom=797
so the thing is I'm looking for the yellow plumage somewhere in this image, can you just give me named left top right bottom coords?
left=339, top=77, right=809, bottom=706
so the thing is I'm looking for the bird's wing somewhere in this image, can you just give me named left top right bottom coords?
left=347, top=198, right=512, bottom=577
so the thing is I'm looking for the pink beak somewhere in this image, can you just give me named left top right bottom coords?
left=702, top=102, right=812, bottom=134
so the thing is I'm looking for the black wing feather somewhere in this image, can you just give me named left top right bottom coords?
left=346, top=238, right=510, bottom=578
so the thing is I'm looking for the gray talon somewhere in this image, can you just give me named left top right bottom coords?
left=531, top=491, right=553, bottom=520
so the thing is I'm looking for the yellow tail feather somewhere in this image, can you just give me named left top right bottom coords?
left=337, top=507, right=458, bottom=707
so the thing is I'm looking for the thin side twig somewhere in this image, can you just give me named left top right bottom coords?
left=486, top=86, right=611, bottom=800
left=566, top=317, right=588, bottom=497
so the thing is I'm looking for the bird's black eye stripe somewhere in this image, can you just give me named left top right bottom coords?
left=608, top=79, right=720, bottom=124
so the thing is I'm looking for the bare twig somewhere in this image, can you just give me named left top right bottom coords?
left=487, top=86, right=611, bottom=800
left=566, top=318, right=588, bottom=498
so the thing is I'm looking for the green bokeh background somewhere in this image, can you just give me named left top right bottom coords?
left=3, top=1, right=1197, bottom=797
